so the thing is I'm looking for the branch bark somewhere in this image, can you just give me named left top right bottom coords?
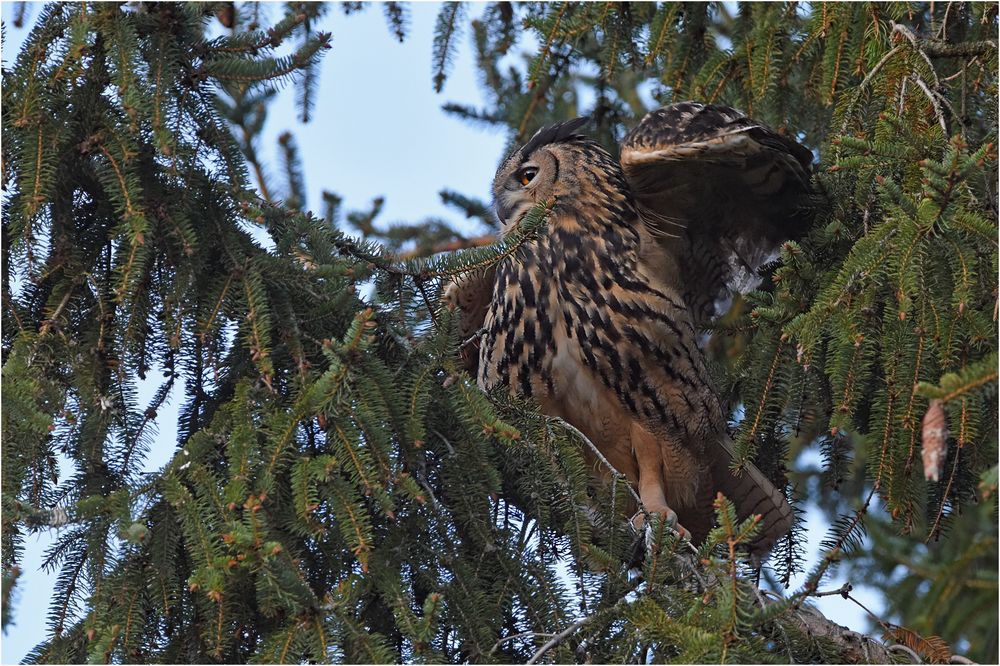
left=780, top=598, right=894, bottom=663
left=688, top=551, right=898, bottom=664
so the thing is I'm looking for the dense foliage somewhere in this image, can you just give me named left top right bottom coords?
left=2, top=2, right=996, bottom=663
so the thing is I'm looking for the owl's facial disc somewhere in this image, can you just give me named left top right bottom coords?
left=493, top=149, right=559, bottom=232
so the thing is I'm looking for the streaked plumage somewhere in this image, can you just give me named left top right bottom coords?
left=445, top=102, right=815, bottom=552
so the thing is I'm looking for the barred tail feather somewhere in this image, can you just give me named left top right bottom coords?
left=712, top=439, right=794, bottom=554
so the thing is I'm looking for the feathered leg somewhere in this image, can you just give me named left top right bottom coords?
left=630, top=421, right=689, bottom=539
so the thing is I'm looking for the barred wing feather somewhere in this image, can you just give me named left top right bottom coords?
left=620, top=102, right=816, bottom=325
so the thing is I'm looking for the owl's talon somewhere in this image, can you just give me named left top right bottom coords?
left=631, top=509, right=689, bottom=541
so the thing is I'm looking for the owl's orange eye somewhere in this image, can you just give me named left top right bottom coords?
left=519, top=167, right=538, bottom=186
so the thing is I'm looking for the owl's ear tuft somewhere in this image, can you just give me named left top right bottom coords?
left=521, top=116, right=591, bottom=158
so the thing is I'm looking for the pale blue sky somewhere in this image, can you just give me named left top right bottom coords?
left=1, top=3, right=880, bottom=662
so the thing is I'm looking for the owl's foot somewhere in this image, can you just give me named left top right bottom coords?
left=631, top=508, right=690, bottom=541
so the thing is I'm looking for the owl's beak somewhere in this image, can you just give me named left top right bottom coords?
left=494, top=191, right=518, bottom=227
left=494, top=203, right=511, bottom=226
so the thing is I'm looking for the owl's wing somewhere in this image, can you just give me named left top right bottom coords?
left=442, top=265, right=497, bottom=374
left=620, top=102, right=816, bottom=324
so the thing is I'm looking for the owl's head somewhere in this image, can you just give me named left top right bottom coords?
left=492, top=117, right=604, bottom=232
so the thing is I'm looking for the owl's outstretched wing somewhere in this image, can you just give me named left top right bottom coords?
left=620, top=102, right=816, bottom=325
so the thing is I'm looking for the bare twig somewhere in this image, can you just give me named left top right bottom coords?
left=813, top=582, right=853, bottom=598
left=892, top=22, right=941, bottom=87
left=526, top=617, right=595, bottom=664
left=489, top=631, right=556, bottom=657
left=546, top=416, right=643, bottom=509
left=861, top=45, right=905, bottom=91
left=39, top=286, right=76, bottom=335
left=941, top=57, right=978, bottom=82
left=429, top=429, right=456, bottom=456
left=924, top=78, right=969, bottom=137
left=937, top=2, right=952, bottom=40
left=911, top=74, right=950, bottom=135
left=846, top=592, right=894, bottom=631
left=460, top=326, right=486, bottom=363
left=415, top=476, right=444, bottom=511
left=839, top=45, right=904, bottom=134
left=525, top=592, right=638, bottom=665
left=462, top=327, right=486, bottom=349
left=888, top=643, right=924, bottom=664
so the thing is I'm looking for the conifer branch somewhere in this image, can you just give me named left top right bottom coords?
left=916, top=353, right=999, bottom=403
left=527, top=3, right=568, bottom=88
left=891, top=22, right=942, bottom=88
left=489, top=631, right=556, bottom=656
left=432, top=3, right=465, bottom=93
left=206, top=11, right=308, bottom=55
left=525, top=593, right=634, bottom=664
left=911, top=74, right=950, bottom=135
left=399, top=234, right=495, bottom=259
left=3, top=4, right=995, bottom=662
left=546, top=417, right=643, bottom=509
left=891, top=21, right=997, bottom=59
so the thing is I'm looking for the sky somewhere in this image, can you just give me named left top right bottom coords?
left=2, top=3, right=883, bottom=662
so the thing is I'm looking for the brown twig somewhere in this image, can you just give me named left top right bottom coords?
left=846, top=592, right=893, bottom=632
left=39, top=285, right=76, bottom=335
left=813, top=582, right=853, bottom=598
left=526, top=616, right=596, bottom=664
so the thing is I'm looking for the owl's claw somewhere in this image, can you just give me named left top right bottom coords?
left=626, top=509, right=691, bottom=570
left=631, top=508, right=690, bottom=541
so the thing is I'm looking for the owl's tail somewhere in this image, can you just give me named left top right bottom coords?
left=711, top=438, right=795, bottom=555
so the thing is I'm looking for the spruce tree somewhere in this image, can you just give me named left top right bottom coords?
left=2, top=2, right=996, bottom=663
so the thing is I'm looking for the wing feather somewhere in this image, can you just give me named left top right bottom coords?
left=621, top=102, right=817, bottom=324
left=443, top=265, right=497, bottom=374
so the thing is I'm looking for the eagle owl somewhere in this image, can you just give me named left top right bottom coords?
left=446, top=102, right=814, bottom=552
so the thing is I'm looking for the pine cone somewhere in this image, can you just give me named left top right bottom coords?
left=921, top=399, right=948, bottom=482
